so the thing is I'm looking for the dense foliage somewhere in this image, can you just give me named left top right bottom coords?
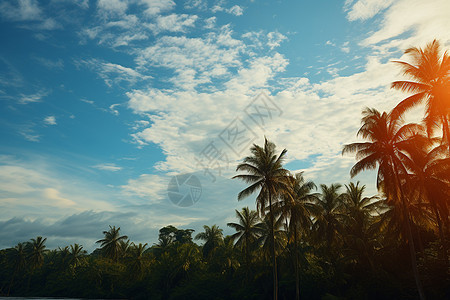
left=0, top=40, right=449, bottom=299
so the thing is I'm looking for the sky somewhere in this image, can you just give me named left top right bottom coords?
left=0, top=0, right=449, bottom=251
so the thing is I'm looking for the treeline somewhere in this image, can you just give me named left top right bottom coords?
left=0, top=40, right=449, bottom=299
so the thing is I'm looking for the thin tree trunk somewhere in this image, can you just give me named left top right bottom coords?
left=268, top=188, right=278, bottom=300
left=394, top=163, right=426, bottom=300
left=294, top=225, right=300, bottom=300
left=431, top=204, right=448, bottom=265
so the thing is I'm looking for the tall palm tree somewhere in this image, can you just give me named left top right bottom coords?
left=227, top=207, right=262, bottom=277
left=342, top=107, right=426, bottom=300
left=68, top=244, right=87, bottom=268
left=313, top=184, right=344, bottom=257
left=275, top=172, right=317, bottom=300
left=233, top=138, right=291, bottom=300
left=127, top=243, right=148, bottom=279
left=7, top=243, right=27, bottom=295
left=391, top=39, right=450, bottom=149
left=195, top=225, right=224, bottom=258
left=27, top=236, right=48, bottom=270
left=256, top=214, right=286, bottom=263
left=342, top=182, right=383, bottom=269
left=96, top=226, right=128, bottom=262
left=402, top=137, right=450, bottom=263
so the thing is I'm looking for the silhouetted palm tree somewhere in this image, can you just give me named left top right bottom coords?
left=403, top=138, right=450, bottom=263
left=195, top=225, right=224, bottom=258
left=391, top=40, right=450, bottom=149
left=7, top=243, right=27, bottom=295
left=27, top=236, right=48, bottom=270
left=227, top=207, right=261, bottom=276
left=233, top=138, right=290, bottom=300
left=342, top=182, right=383, bottom=269
left=127, top=243, right=148, bottom=279
left=313, top=184, right=344, bottom=257
left=68, top=244, right=87, bottom=268
left=96, top=226, right=128, bottom=262
left=342, top=107, right=426, bottom=300
left=276, top=172, right=317, bottom=300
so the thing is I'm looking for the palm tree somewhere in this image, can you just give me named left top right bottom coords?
left=68, top=244, right=87, bottom=268
left=127, top=243, right=148, bottom=279
left=391, top=39, right=450, bottom=150
left=256, top=214, right=286, bottom=263
left=96, top=225, right=128, bottom=262
left=7, top=243, right=27, bottom=295
left=233, top=138, right=291, bottom=300
left=342, top=107, right=426, bottom=300
left=275, top=172, right=317, bottom=300
left=403, top=138, right=450, bottom=263
left=27, top=236, right=48, bottom=270
left=227, top=207, right=261, bottom=277
left=342, top=182, right=383, bottom=269
left=195, top=225, right=224, bottom=258
left=313, top=184, right=344, bottom=258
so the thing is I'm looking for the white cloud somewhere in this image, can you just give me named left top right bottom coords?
left=227, top=5, right=243, bottom=16
left=18, top=90, right=49, bottom=104
left=121, top=174, right=166, bottom=200
left=267, top=31, right=287, bottom=50
left=346, top=0, right=394, bottom=21
left=147, top=14, right=198, bottom=34
left=79, top=58, right=151, bottom=87
left=360, top=0, right=450, bottom=48
left=44, top=116, right=57, bottom=125
left=204, top=16, right=216, bottom=29
left=93, top=163, right=123, bottom=172
left=139, top=0, right=175, bottom=16
left=97, top=0, right=128, bottom=16
left=0, top=0, right=42, bottom=21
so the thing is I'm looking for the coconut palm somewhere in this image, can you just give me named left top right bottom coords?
left=233, top=138, right=291, bottom=300
left=227, top=207, right=261, bottom=275
left=27, top=236, right=48, bottom=270
left=7, top=243, right=27, bottom=295
left=342, top=182, right=383, bottom=269
left=342, top=107, right=426, bottom=300
left=313, top=184, right=345, bottom=257
left=275, top=172, right=317, bottom=300
left=68, top=244, right=87, bottom=268
left=255, top=214, right=286, bottom=263
left=127, top=243, right=148, bottom=279
left=391, top=39, right=450, bottom=149
left=195, top=224, right=224, bottom=258
left=96, top=226, right=128, bottom=262
left=402, top=138, right=450, bottom=263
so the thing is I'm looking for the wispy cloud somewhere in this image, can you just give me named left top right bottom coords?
left=346, top=0, right=394, bottom=21
left=18, top=90, right=49, bottom=104
left=44, top=116, right=57, bottom=125
left=93, top=163, right=122, bottom=172
left=78, top=58, right=151, bottom=87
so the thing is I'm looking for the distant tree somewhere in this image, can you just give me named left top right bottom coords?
left=227, top=207, right=261, bottom=276
left=7, top=243, right=27, bottom=295
left=96, top=226, right=128, bottom=262
left=195, top=225, right=224, bottom=258
left=27, top=236, right=48, bottom=270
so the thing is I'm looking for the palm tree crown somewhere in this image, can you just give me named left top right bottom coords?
left=96, top=225, right=128, bottom=262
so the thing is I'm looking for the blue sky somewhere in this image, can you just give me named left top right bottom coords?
left=0, top=0, right=449, bottom=251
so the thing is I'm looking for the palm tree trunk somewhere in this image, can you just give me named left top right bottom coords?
left=245, top=235, right=250, bottom=282
left=431, top=204, right=448, bottom=266
left=294, top=225, right=300, bottom=300
left=394, top=163, right=426, bottom=300
left=268, top=188, right=278, bottom=300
